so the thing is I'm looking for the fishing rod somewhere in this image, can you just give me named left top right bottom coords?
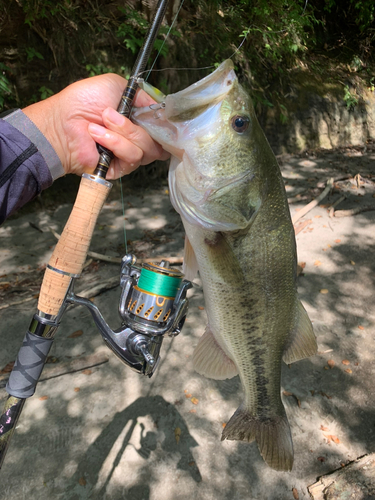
left=0, top=0, right=191, bottom=470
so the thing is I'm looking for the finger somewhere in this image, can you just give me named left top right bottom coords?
left=88, top=123, right=145, bottom=171
left=101, top=108, right=165, bottom=165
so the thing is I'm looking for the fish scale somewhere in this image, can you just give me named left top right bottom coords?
left=132, top=59, right=317, bottom=471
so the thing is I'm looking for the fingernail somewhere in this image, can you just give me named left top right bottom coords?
left=106, top=107, right=125, bottom=126
left=88, top=123, right=106, bottom=136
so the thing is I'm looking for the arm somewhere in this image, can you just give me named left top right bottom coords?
left=0, top=73, right=168, bottom=224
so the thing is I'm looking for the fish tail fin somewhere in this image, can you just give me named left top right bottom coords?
left=221, top=405, right=294, bottom=471
left=283, top=300, right=317, bottom=364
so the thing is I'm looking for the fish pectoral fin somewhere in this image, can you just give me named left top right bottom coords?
left=183, top=235, right=199, bottom=281
left=193, top=326, right=238, bottom=380
left=282, top=300, right=317, bottom=364
left=221, top=405, right=294, bottom=472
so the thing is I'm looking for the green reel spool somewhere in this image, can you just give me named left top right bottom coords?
left=138, top=262, right=183, bottom=298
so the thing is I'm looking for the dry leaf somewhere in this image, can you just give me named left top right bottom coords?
left=298, top=262, right=306, bottom=269
left=82, top=369, right=92, bottom=375
left=222, top=423, right=227, bottom=428
left=327, top=359, right=335, bottom=369
left=39, top=395, right=49, bottom=401
left=74, top=387, right=80, bottom=392
left=174, top=427, right=181, bottom=444
left=314, top=215, right=322, bottom=218
left=335, top=239, right=341, bottom=243
left=191, top=397, right=199, bottom=405
left=292, top=487, right=299, bottom=499
left=0, top=361, right=15, bottom=374
left=78, top=477, right=86, bottom=486
left=358, top=325, right=365, bottom=330
left=68, top=330, right=84, bottom=338
left=189, top=409, right=196, bottom=414
left=185, top=393, right=192, bottom=398
left=345, top=368, right=353, bottom=374
left=198, top=306, right=204, bottom=310
left=283, top=391, right=293, bottom=396
left=342, top=359, right=350, bottom=365
left=320, top=289, right=329, bottom=294
left=320, top=391, right=332, bottom=399
left=331, top=435, right=340, bottom=444
left=350, top=260, right=355, bottom=265
left=314, top=260, right=322, bottom=266
left=320, top=425, right=329, bottom=431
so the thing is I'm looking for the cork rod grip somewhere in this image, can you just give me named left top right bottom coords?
left=38, top=176, right=111, bottom=316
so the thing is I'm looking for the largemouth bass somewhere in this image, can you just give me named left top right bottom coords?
left=132, top=60, right=317, bottom=471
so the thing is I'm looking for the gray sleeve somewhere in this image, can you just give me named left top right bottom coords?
left=3, top=109, right=65, bottom=181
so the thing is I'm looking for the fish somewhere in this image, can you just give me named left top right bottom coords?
left=132, top=60, right=317, bottom=471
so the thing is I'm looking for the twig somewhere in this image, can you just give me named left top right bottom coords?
left=0, top=296, right=35, bottom=310
left=329, top=195, right=346, bottom=218
left=49, top=227, right=183, bottom=265
left=334, top=204, right=375, bottom=218
left=0, top=353, right=109, bottom=389
left=292, top=178, right=334, bottom=225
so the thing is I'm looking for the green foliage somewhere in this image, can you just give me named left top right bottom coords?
left=0, top=63, right=16, bottom=110
left=343, top=85, right=359, bottom=110
left=39, top=86, right=54, bottom=100
left=85, top=64, right=112, bottom=77
left=25, top=47, right=44, bottom=62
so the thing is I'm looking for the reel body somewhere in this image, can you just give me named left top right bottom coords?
left=68, top=254, right=192, bottom=377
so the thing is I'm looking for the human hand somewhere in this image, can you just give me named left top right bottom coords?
left=22, top=74, right=169, bottom=179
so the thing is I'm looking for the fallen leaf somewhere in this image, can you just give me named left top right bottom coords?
left=191, top=397, right=199, bottom=405
left=78, top=477, right=86, bottom=486
left=342, top=359, right=350, bottom=365
left=74, top=387, right=80, bottom=392
left=320, top=203, right=331, bottom=208
left=355, top=362, right=359, bottom=366
left=350, top=260, right=355, bottom=265
left=0, top=361, right=15, bottom=374
left=314, top=215, right=322, bottom=218
left=345, top=368, right=353, bottom=374
left=298, top=262, right=306, bottom=269
left=327, top=359, right=335, bottom=369
left=314, top=260, right=322, bottom=266
left=174, top=427, right=181, bottom=444
left=320, top=289, right=329, bottom=294
left=317, top=456, right=326, bottom=462
left=358, top=325, right=365, bottom=330
left=320, top=425, right=329, bottom=431
left=320, top=391, right=332, bottom=399
left=222, top=423, right=227, bottom=428
left=82, top=369, right=92, bottom=375
left=335, top=239, right=341, bottom=243
left=292, top=487, right=299, bottom=499
left=68, top=330, right=84, bottom=338
left=283, top=391, right=293, bottom=396
left=331, top=435, right=340, bottom=444
left=189, top=409, right=196, bottom=414
left=185, top=393, right=192, bottom=398
left=39, top=396, right=49, bottom=401
left=198, top=306, right=204, bottom=310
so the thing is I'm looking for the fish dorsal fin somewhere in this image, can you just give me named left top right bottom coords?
left=193, top=326, right=238, bottom=380
left=282, top=301, right=317, bottom=364
left=183, top=235, right=199, bottom=281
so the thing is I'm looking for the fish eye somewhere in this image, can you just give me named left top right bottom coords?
left=231, top=115, right=250, bottom=134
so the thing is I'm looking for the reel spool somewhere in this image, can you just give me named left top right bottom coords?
left=127, top=261, right=184, bottom=326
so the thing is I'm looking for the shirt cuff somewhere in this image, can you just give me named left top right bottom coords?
left=3, top=109, right=65, bottom=181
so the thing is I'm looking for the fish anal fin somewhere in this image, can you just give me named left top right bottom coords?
left=221, top=405, right=294, bottom=472
left=193, top=326, right=238, bottom=380
left=283, top=301, right=317, bottom=365
left=183, top=235, right=199, bottom=281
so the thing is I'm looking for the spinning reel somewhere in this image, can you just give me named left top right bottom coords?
left=67, top=254, right=192, bottom=377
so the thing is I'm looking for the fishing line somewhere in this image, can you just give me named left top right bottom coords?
left=144, top=0, right=186, bottom=82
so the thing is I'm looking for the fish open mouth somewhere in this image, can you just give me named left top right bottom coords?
left=132, top=59, right=236, bottom=156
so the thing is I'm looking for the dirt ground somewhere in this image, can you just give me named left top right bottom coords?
left=0, top=143, right=374, bottom=500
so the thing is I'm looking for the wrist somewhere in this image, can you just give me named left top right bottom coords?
left=23, top=96, right=68, bottom=174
